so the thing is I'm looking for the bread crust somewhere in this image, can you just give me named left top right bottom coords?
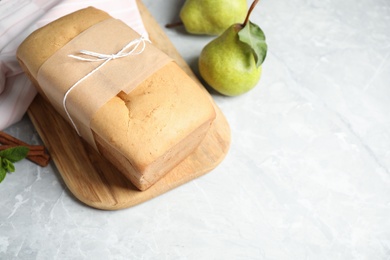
left=17, top=7, right=216, bottom=190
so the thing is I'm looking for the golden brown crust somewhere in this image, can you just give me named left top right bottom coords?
left=17, top=7, right=111, bottom=78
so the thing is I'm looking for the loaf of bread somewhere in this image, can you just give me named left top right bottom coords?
left=17, top=7, right=216, bottom=190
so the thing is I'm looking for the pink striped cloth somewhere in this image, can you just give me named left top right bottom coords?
left=0, top=0, right=147, bottom=130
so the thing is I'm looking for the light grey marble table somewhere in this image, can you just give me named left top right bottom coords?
left=1, top=0, right=390, bottom=259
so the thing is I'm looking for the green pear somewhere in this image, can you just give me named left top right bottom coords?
left=198, top=0, right=267, bottom=96
left=180, top=0, right=247, bottom=35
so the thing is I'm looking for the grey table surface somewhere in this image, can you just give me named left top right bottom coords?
left=1, top=0, right=390, bottom=259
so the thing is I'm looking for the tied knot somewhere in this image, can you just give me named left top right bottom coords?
left=63, top=34, right=150, bottom=136
left=68, top=35, right=150, bottom=62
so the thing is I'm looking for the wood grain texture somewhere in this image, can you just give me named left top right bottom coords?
left=26, top=0, right=231, bottom=210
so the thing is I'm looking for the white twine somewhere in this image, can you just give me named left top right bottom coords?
left=63, top=35, right=150, bottom=135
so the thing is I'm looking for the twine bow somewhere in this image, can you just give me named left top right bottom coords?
left=63, top=35, right=150, bottom=135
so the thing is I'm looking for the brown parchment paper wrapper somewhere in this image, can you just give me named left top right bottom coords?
left=36, top=18, right=171, bottom=149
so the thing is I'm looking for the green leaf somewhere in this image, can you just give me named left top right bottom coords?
left=238, top=21, right=268, bottom=67
left=0, top=146, right=29, bottom=184
left=0, top=146, right=29, bottom=163
left=0, top=167, right=6, bottom=183
left=3, top=158, right=15, bottom=173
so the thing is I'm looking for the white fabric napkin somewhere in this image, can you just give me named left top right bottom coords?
left=0, top=0, right=147, bottom=130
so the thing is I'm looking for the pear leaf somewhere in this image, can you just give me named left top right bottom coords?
left=238, top=21, right=267, bottom=67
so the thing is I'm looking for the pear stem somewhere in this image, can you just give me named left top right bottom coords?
left=243, top=0, right=260, bottom=26
left=165, top=21, right=184, bottom=29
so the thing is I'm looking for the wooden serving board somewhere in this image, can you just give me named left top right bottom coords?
left=27, top=0, right=231, bottom=210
